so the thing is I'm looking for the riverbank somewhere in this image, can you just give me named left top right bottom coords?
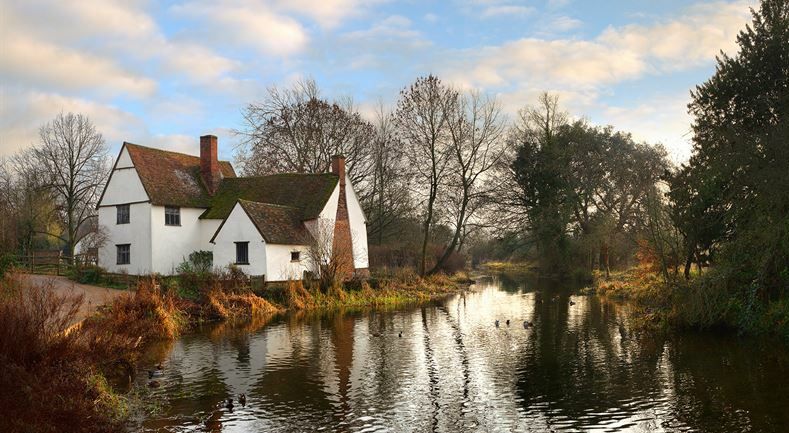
left=1, top=268, right=470, bottom=432
left=589, top=266, right=789, bottom=341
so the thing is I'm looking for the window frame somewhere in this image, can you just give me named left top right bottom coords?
left=235, top=241, right=249, bottom=265
left=290, top=251, right=301, bottom=262
left=164, top=206, right=181, bottom=226
left=116, top=244, right=130, bottom=265
left=116, top=204, right=130, bottom=224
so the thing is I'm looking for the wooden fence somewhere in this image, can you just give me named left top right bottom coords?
left=15, top=250, right=98, bottom=276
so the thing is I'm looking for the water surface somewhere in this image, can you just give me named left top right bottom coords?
left=137, top=274, right=789, bottom=432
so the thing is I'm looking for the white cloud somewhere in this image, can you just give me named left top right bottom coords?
left=443, top=38, right=645, bottom=89
left=597, top=94, right=695, bottom=162
left=481, top=5, right=536, bottom=18
left=343, top=15, right=423, bottom=41
left=547, top=15, right=582, bottom=32
left=0, top=90, right=144, bottom=156
left=436, top=1, right=754, bottom=161
left=0, top=35, right=157, bottom=98
left=598, top=1, right=755, bottom=70
left=173, top=2, right=309, bottom=56
left=444, top=1, right=752, bottom=90
left=424, top=13, right=439, bottom=23
left=275, top=0, right=386, bottom=28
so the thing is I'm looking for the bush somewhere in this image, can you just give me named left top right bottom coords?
left=0, top=272, right=127, bottom=433
left=0, top=253, right=17, bottom=278
left=176, top=250, right=213, bottom=275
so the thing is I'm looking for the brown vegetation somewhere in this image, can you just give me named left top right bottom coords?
left=0, top=273, right=127, bottom=433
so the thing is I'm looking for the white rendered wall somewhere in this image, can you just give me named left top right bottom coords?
left=345, top=175, right=369, bottom=269
left=99, top=150, right=148, bottom=207
left=212, top=203, right=267, bottom=276
left=150, top=206, right=211, bottom=274
left=304, top=182, right=339, bottom=261
left=98, top=202, right=152, bottom=274
left=116, top=147, right=134, bottom=168
left=265, top=244, right=311, bottom=281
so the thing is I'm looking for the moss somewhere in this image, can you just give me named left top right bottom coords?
left=199, top=173, right=338, bottom=220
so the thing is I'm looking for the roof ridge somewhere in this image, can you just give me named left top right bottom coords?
left=124, top=141, right=232, bottom=163
left=228, top=172, right=337, bottom=181
left=237, top=199, right=300, bottom=211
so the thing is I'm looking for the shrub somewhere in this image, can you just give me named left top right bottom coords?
left=0, top=253, right=18, bottom=278
left=0, top=272, right=126, bottom=433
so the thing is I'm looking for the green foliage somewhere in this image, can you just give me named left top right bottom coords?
left=176, top=250, right=213, bottom=275
left=0, top=253, right=17, bottom=277
left=74, top=264, right=104, bottom=285
left=672, top=0, right=789, bottom=297
left=509, top=98, right=668, bottom=276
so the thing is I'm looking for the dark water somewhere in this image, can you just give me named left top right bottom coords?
left=136, top=274, right=789, bottom=432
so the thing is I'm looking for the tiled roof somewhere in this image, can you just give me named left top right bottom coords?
left=200, top=173, right=338, bottom=220
left=125, top=143, right=236, bottom=207
left=236, top=200, right=312, bottom=245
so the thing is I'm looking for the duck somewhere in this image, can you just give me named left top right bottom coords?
left=225, top=398, right=234, bottom=410
left=156, top=363, right=163, bottom=370
left=398, top=331, right=402, bottom=338
left=495, top=319, right=500, bottom=327
left=569, top=300, right=576, bottom=306
left=523, top=320, right=533, bottom=328
left=148, top=380, right=161, bottom=388
left=238, top=394, right=247, bottom=406
left=148, top=369, right=164, bottom=379
left=506, top=319, right=510, bottom=326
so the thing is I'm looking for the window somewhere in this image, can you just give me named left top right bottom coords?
left=116, top=204, right=130, bottom=224
left=291, top=251, right=301, bottom=262
left=165, top=206, right=180, bottom=226
left=235, top=242, right=249, bottom=264
left=116, top=244, right=130, bottom=265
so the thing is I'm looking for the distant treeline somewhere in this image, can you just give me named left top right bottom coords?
left=1, top=1, right=786, bottom=302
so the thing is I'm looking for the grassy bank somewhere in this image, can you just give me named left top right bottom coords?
left=0, top=273, right=135, bottom=433
left=480, top=261, right=535, bottom=274
left=1, top=265, right=468, bottom=432
left=590, top=266, right=789, bottom=341
left=261, top=270, right=469, bottom=311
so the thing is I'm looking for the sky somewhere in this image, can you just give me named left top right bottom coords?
left=0, top=0, right=758, bottom=163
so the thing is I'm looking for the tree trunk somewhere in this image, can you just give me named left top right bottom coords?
left=601, top=240, right=611, bottom=279
left=420, top=183, right=438, bottom=276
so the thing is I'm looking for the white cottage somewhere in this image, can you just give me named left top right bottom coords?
left=96, top=135, right=369, bottom=281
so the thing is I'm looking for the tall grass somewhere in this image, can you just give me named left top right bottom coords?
left=259, top=269, right=468, bottom=312
left=0, top=273, right=128, bottom=433
left=592, top=265, right=789, bottom=341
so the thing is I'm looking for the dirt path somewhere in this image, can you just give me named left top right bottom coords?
left=19, top=274, right=128, bottom=322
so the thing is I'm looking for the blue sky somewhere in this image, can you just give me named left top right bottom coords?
left=0, top=0, right=757, bottom=162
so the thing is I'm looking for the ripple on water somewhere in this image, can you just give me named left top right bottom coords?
left=137, top=276, right=789, bottom=432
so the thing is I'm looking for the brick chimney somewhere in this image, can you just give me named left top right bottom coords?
left=200, top=135, right=221, bottom=194
left=331, top=155, right=354, bottom=279
left=331, top=155, right=346, bottom=186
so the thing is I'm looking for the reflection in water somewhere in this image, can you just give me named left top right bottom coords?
left=138, top=275, right=789, bottom=432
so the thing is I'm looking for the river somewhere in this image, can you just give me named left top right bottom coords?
left=135, top=273, right=789, bottom=432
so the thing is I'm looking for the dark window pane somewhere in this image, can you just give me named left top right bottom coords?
left=235, top=242, right=249, bottom=264
left=117, top=204, right=130, bottom=224
left=116, top=244, right=130, bottom=265
left=165, top=206, right=180, bottom=226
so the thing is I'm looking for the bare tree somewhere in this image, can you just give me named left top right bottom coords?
left=303, top=218, right=355, bottom=291
left=237, top=78, right=375, bottom=187
left=28, top=113, right=109, bottom=259
left=431, top=91, right=506, bottom=273
left=363, top=101, right=412, bottom=244
left=393, top=75, right=458, bottom=275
